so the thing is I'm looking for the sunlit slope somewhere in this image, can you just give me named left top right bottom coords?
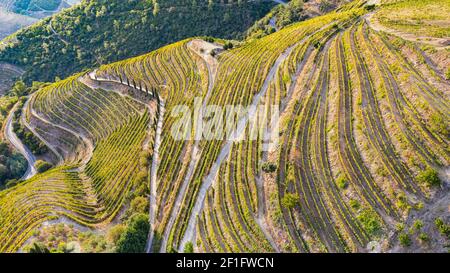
left=97, top=4, right=449, bottom=253
left=0, top=76, right=154, bottom=252
left=0, top=1, right=448, bottom=253
left=373, top=0, right=450, bottom=42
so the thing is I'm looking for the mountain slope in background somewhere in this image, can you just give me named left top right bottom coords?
left=0, top=0, right=79, bottom=39
left=0, top=0, right=275, bottom=84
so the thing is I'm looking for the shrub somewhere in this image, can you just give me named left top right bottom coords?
left=399, top=233, right=412, bottom=247
left=281, top=193, right=300, bottom=209
left=107, top=224, right=126, bottom=245
left=349, top=199, right=360, bottom=210
left=223, top=42, right=234, bottom=50
left=184, top=242, right=194, bottom=253
left=262, top=162, right=277, bottom=173
left=413, top=220, right=424, bottom=231
left=357, top=209, right=381, bottom=237
left=336, top=175, right=348, bottom=190
left=418, top=232, right=430, bottom=242
left=435, top=218, right=450, bottom=239
left=416, top=168, right=441, bottom=187
left=130, top=196, right=149, bottom=215
left=35, top=160, right=53, bottom=173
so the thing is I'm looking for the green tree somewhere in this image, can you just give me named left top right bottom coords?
left=11, top=81, right=28, bottom=97
left=116, top=213, right=149, bottom=253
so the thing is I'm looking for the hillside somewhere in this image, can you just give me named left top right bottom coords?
left=0, top=0, right=79, bottom=40
left=0, top=0, right=448, bottom=254
left=246, top=0, right=361, bottom=38
left=0, top=0, right=275, bottom=85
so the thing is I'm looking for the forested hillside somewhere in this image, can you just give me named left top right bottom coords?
left=0, top=0, right=275, bottom=83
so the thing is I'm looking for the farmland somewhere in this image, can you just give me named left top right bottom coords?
left=0, top=0, right=448, bottom=253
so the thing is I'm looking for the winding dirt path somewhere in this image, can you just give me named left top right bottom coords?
left=4, top=102, right=36, bottom=180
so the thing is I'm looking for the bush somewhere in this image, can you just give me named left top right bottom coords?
left=262, top=162, right=277, bottom=173
left=223, top=42, right=234, bottom=50
left=116, top=213, right=149, bottom=253
left=35, top=160, right=53, bottom=173
left=129, top=196, right=149, bottom=215
left=349, top=199, right=360, bottom=210
left=107, top=224, right=126, bottom=245
left=416, top=168, right=441, bottom=187
left=336, top=175, right=348, bottom=190
left=357, top=209, right=381, bottom=237
left=281, top=193, right=300, bottom=209
left=435, top=218, right=450, bottom=239
left=28, top=242, right=50, bottom=253
left=184, top=242, right=194, bottom=253
left=0, top=141, right=27, bottom=187
left=413, top=220, right=424, bottom=231
left=418, top=232, right=430, bottom=242
left=399, top=233, right=412, bottom=247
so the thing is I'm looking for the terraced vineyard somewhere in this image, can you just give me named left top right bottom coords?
left=0, top=0, right=448, bottom=253
left=0, top=74, right=156, bottom=252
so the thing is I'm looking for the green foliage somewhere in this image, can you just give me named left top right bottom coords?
left=281, top=193, right=300, bottom=209
left=28, top=242, right=50, bottom=253
left=129, top=196, right=149, bottom=215
left=10, top=80, right=27, bottom=97
left=445, top=68, right=450, bottom=80
left=430, top=113, right=448, bottom=136
left=336, top=175, right=348, bottom=190
left=416, top=168, right=441, bottom=187
left=413, top=220, right=424, bottom=231
left=246, top=0, right=307, bottom=39
left=357, top=209, right=381, bottom=237
left=262, top=162, right=277, bottom=173
left=116, top=213, right=150, bottom=253
left=106, top=224, right=126, bottom=245
left=0, top=141, right=27, bottom=187
left=223, top=42, right=234, bottom=50
left=349, top=199, right=360, bottom=210
left=183, top=241, right=194, bottom=253
left=435, top=218, right=450, bottom=239
left=399, top=233, right=412, bottom=247
left=35, top=160, right=53, bottom=173
left=0, top=0, right=274, bottom=83
left=418, top=232, right=429, bottom=242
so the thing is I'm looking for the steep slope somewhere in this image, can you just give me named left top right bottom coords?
left=0, top=0, right=275, bottom=84
left=0, top=0, right=448, bottom=253
left=246, top=0, right=364, bottom=39
left=0, top=74, right=157, bottom=252
left=0, top=0, right=79, bottom=40
left=94, top=2, right=449, bottom=253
